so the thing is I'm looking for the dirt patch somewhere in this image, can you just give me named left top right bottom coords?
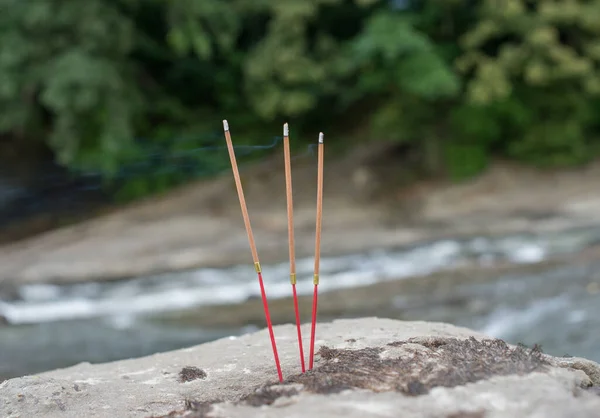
left=178, top=367, right=207, bottom=383
left=157, top=337, right=550, bottom=417
left=240, top=385, right=302, bottom=407
left=151, top=400, right=215, bottom=418
left=446, top=412, right=486, bottom=418
left=280, top=337, right=548, bottom=397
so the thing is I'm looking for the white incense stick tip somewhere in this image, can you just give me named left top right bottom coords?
left=223, top=120, right=229, bottom=131
left=283, top=123, right=289, bottom=137
left=318, top=132, right=324, bottom=143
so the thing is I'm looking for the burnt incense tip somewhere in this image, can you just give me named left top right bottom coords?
left=284, top=123, right=289, bottom=137
left=318, top=132, right=324, bottom=144
left=223, top=120, right=229, bottom=132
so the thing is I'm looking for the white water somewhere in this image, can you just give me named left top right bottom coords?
left=2, top=228, right=599, bottom=325
left=481, top=294, right=573, bottom=337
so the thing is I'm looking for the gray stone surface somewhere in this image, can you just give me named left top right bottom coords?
left=1, top=318, right=599, bottom=418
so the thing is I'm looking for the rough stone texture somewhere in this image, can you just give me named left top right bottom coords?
left=1, top=318, right=600, bottom=418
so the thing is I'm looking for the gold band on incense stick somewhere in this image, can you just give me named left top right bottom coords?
left=290, top=273, right=297, bottom=285
left=254, top=262, right=262, bottom=273
left=313, top=274, right=319, bottom=285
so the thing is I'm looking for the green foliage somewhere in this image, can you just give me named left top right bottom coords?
left=342, top=7, right=460, bottom=173
left=3, top=0, right=600, bottom=200
left=351, top=11, right=459, bottom=99
left=444, top=142, right=490, bottom=180
left=455, top=0, right=600, bottom=168
left=0, top=0, right=139, bottom=174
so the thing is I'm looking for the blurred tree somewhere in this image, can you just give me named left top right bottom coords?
left=342, top=6, right=460, bottom=174
left=2, top=0, right=600, bottom=198
left=456, top=0, right=600, bottom=167
left=0, top=0, right=140, bottom=174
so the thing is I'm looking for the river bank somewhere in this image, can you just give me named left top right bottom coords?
left=2, top=144, right=600, bottom=286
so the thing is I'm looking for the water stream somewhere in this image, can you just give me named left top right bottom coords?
left=1, top=226, right=600, bottom=380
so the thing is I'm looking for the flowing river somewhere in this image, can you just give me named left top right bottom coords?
left=1, top=225, right=600, bottom=380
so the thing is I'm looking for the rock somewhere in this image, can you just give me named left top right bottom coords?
left=1, top=318, right=599, bottom=418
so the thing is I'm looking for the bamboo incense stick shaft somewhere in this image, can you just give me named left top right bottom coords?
left=223, top=121, right=259, bottom=264
left=284, top=123, right=296, bottom=275
left=222, top=120, right=283, bottom=382
left=283, top=123, right=306, bottom=373
left=309, top=132, right=324, bottom=370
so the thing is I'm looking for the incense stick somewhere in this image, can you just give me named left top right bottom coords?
left=309, top=132, right=324, bottom=370
left=222, top=120, right=283, bottom=382
left=283, top=123, right=306, bottom=373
